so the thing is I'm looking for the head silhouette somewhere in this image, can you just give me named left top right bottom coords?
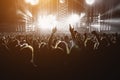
left=55, top=41, right=69, bottom=54
left=20, top=45, right=34, bottom=63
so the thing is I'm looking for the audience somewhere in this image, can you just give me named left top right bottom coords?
left=0, top=25, right=120, bottom=79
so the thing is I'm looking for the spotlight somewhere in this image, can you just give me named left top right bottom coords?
left=85, top=0, right=95, bottom=5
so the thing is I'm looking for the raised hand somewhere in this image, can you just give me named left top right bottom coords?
left=52, top=27, right=57, bottom=34
left=69, top=24, right=74, bottom=33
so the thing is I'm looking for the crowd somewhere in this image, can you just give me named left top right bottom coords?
left=0, top=25, right=120, bottom=79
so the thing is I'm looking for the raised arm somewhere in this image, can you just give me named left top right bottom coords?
left=69, top=24, right=76, bottom=40
left=48, top=27, right=57, bottom=49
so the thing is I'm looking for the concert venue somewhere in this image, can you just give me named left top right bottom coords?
left=0, top=0, right=120, bottom=79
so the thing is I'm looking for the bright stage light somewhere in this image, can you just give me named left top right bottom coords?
left=82, top=23, right=86, bottom=26
left=59, top=0, right=65, bottom=3
left=25, top=0, right=39, bottom=5
left=38, top=15, right=57, bottom=30
left=85, top=0, right=95, bottom=5
left=68, top=14, right=80, bottom=25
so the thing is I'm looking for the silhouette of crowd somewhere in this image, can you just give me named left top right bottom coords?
left=0, top=25, right=120, bottom=79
